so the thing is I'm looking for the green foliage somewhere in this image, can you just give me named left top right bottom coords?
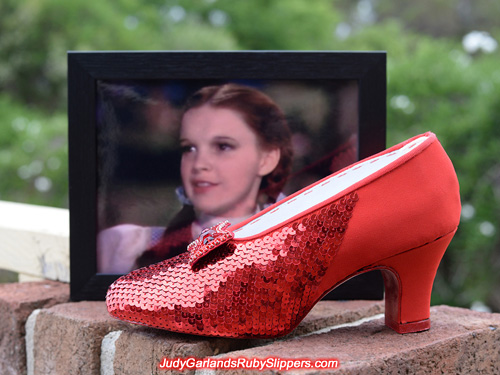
left=0, top=0, right=238, bottom=110
left=186, top=0, right=340, bottom=50
left=336, top=0, right=500, bottom=38
left=0, top=95, right=68, bottom=207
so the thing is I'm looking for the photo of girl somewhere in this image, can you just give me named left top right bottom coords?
left=96, top=80, right=358, bottom=274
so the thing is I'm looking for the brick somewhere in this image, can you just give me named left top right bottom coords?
left=108, top=328, right=231, bottom=375
left=30, top=301, right=130, bottom=375
left=0, top=281, right=69, bottom=375
left=211, top=305, right=500, bottom=374
left=105, top=300, right=383, bottom=374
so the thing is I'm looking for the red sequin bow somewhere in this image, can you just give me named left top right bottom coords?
left=187, top=220, right=234, bottom=268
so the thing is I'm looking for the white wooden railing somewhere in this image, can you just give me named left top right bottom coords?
left=0, top=200, right=69, bottom=282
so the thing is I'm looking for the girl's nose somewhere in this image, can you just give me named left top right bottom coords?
left=192, top=150, right=212, bottom=172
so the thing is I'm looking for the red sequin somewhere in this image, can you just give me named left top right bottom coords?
left=106, top=192, right=358, bottom=338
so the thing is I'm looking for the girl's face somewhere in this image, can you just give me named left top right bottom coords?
left=180, top=105, right=279, bottom=218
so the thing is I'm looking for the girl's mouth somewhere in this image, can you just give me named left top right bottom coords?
left=192, top=181, right=218, bottom=193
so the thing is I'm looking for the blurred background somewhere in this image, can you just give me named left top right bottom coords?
left=1, top=0, right=499, bottom=311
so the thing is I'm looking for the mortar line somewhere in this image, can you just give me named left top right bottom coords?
left=301, top=313, right=385, bottom=337
left=100, top=330, right=123, bottom=375
left=25, top=309, right=41, bottom=375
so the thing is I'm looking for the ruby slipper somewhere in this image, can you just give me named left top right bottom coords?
left=106, top=132, right=461, bottom=338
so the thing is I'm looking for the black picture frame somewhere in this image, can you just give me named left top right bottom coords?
left=69, top=51, right=386, bottom=301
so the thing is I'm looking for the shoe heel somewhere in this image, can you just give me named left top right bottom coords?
left=376, top=230, right=456, bottom=334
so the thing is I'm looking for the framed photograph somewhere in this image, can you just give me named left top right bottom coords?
left=69, top=51, right=386, bottom=301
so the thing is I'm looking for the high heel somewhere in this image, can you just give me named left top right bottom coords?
left=106, top=132, right=461, bottom=338
left=373, top=229, right=457, bottom=334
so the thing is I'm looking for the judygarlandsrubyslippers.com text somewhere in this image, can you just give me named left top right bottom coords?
left=158, top=356, right=340, bottom=371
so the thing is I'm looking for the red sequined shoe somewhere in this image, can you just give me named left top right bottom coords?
left=106, top=132, right=461, bottom=338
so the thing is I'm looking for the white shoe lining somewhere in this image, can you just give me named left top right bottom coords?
left=233, top=136, right=428, bottom=238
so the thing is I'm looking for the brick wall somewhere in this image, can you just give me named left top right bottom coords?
left=2, top=281, right=500, bottom=375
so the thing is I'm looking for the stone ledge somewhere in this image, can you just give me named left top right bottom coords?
left=0, top=281, right=69, bottom=375
left=4, top=281, right=500, bottom=375
left=213, top=305, right=500, bottom=374
left=107, top=300, right=384, bottom=375
left=24, top=299, right=381, bottom=375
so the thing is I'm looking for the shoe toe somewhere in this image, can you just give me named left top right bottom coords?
left=106, top=193, right=359, bottom=338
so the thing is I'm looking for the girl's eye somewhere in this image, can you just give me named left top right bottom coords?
left=217, top=143, right=234, bottom=151
left=180, top=145, right=195, bottom=154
